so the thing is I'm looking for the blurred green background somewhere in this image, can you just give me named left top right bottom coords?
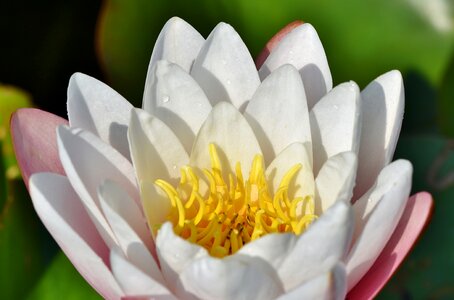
left=0, top=0, right=453, bottom=299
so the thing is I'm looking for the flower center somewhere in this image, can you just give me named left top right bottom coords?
left=155, top=144, right=317, bottom=258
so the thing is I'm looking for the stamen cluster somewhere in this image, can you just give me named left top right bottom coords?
left=156, top=144, right=317, bottom=257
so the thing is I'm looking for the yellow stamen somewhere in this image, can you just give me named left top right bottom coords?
left=154, top=144, right=317, bottom=258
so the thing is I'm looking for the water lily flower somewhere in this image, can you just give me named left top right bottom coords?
left=11, top=17, right=433, bottom=300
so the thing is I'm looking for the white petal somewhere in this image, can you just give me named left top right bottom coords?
left=347, top=160, right=412, bottom=290
left=145, top=16, right=204, bottom=74
left=191, top=22, right=260, bottom=110
left=139, top=180, right=173, bottom=238
left=128, top=108, right=189, bottom=185
left=259, top=23, right=332, bottom=110
left=238, top=233, right=296, bottom=271
left=279, top=201, right=353, bottom=291
left=310, top=82, right=361, bottom=175
left=98, top=180, right=163, bottom=284
left=57, top=125, right=139, bottom=248
left=142, top=60, right=212, bottom=152
left=110, top=248, right=176, bottom=299
left=245, top=64, right=312, bottom=164
left=265, top=142, right=314, bottom=202
left=67, top=72, right=133, bottom=159
left=315, top=152, right=358, bottom=214
left=29, top=173, right=124, bottom=300
left=355, top=70, right=405, bottom=199
left=239, top=201, right=353, bottom=291
left=156, top=223, right=208, bottom=295
left=190, top=102, right=262, bottom=178
left=277, top=263, right=346, bottom=300
left=179, top=255, right=284, bottom=300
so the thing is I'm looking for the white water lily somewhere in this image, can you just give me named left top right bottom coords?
left=12, top=17, right=428, bottom=300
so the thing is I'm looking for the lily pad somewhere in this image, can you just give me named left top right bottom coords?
left=27, top=252, right=101, bottom=300
left=0, top=179, right=57, bottom=299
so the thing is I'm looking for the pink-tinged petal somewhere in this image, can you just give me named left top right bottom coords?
left=11, top=108, right=68, bottom=188
left=347, top=192, right=434, bottom=300
left=29, top=173, right=124, bottom=300
left=255, top=21, right=304, bottom=69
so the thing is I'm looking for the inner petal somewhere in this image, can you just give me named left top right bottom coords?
left=154, top=144, right=317, bottom=258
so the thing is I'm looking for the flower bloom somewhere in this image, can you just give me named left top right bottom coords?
left=11, top=17, right=433, bottom=299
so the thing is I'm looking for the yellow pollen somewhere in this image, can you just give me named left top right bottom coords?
left=155, top=144, right=317, bottom=258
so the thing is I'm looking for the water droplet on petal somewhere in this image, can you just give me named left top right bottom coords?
left=226, top=80, right=231, bottom=85
left=162, top=95, right=170, bottom=103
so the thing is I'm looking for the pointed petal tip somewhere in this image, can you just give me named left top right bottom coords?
left=256, top=20, right=304, bottom=68
left=11, top=108, right=68, bottom=188
left=347, top=192, right=433, bottom=300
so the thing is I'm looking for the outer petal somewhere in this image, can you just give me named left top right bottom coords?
left=245, top=64, right=311, bottom=164
left=179, top=255, right=284, bottom=300
left=98, top=180, right=162, bottom=283
left=256, top=21, right=304, bottom=69
left=348, top=192, right=433, bottom=300
left=259, top=23, right=332, bottom=109
left=315, top=152, right=357, bottom=214
left=128, top=108, right=189, bottom=185
left=144, top=17, right=204, bottom=75
left=347, top=160, right=413, bottom=290
left=142, top=60, right=211, bottom=152
left=310, top=82, right=361, bottom=175
left=11, top=108, right=67, bottom=188
left=110, top=249, right=176, bottom=299
left=354, top=70, right=404, bottom=199
left=191, top=22, right=260, bottom=110
left=29, top=173, right=123, bottom=300
left=238, top=201, right=354, bottom=291
left=278, top=201, right=353, bottom=291
left=156, top=223, right=208, bottom=296
left=265, top=142, right=314, bottom=202
left=277, top=263, right=347, bottom=300
left=190, top=102, right=262, bottom=178
left=67, top=72, right=133, bottom=159
left=57, top=126, right=139, bottom=248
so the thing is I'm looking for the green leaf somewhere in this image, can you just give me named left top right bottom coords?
left=378, top=135, right=454, bottom=299
left=97, top=0, right=454, bottom=106
left=0, top=179, right=57, bottom=299
left=27, top=252, right=101, bottom=300
left=0, top=85, right=33, bottom=180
